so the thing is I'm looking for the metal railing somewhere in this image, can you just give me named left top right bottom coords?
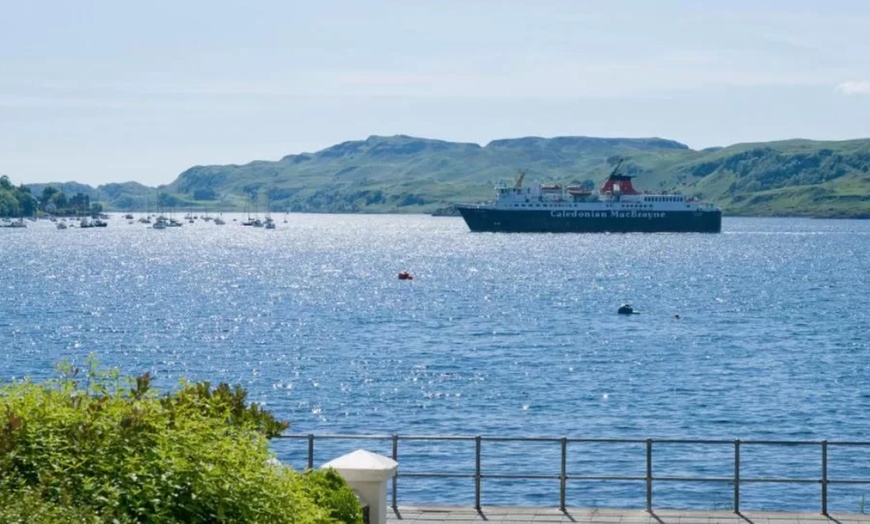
left=272, top=434, right=870, bottom=514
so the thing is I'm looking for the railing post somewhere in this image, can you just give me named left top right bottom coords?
left=474, top=436, right=482, bottom=510
left=821, top=440, right=828, bottom=515
left=560, top=437, right=567, bottom=511
left=733, top=439, right=740, bottom=513
left=307, top=433, right=315, bottom=470
left=392, top=434, right=399, bottom=509
left=645, top=439, right=653, bottom=512
left=321, top=450, right=397, bottom=524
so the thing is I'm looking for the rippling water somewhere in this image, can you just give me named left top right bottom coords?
left=1, top=215, right=869, bottom=511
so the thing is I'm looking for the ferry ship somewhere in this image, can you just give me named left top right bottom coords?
left=455, top=162, right=721, bottom=233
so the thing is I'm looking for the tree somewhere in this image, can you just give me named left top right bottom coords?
left=51, top=190, right=69, bottom=210
left=0, top=190, right=19, bottom=217
left=41, top=186, right=60, bottom=208
left=69, top=193, right=90, bottom=215
left=15, top=185, right=36, bottom=217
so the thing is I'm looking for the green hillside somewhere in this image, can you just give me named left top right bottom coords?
left=10, top=135, right=870, bottom=218
left=663, top=139, right=870, bottom=217
left=164, top=135, right=692, bottom=214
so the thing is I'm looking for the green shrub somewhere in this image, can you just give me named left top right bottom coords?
left=300, top=469, right=368, bottom=523
left=0, top=358, right=363, bottom=523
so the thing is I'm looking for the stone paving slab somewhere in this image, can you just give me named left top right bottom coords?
left=387, top=506, right=870, bottom=524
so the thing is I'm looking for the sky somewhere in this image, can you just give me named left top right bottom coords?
left=2, top=0, right=870, bottom=187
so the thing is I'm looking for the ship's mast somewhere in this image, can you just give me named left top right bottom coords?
left=610, top=158, right=624, bottom=177
left=514, top=169, right=527, bottom=190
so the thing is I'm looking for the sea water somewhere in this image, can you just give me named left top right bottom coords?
left=1, top=215, right=869, bottom=511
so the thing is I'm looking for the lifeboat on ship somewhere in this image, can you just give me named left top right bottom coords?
left=566, top=185, right=592, bottom=197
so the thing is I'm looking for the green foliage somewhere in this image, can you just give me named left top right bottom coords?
left=192, top=188, right=217, bottom=200
left=29, top=185, right=107, bottom=216
left=300, top=469, right=367, bottom=524
left=0, top=358, right=362, bottom=523
left=0, top=175, right=37, bottom=218
left=0, top=487, right=121, bottom=524
left=161, top=380, right=290, bottom=438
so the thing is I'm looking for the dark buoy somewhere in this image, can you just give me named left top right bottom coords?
left=398, top=271, right=413, bottom=281
left=617, top=304, right=634, bottom=315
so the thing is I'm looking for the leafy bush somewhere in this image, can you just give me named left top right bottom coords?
left=0, top=359, right=363, bottom=523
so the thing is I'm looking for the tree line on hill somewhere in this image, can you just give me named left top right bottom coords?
left=9, top=135, right=870, bottom=218
left=0, top=175, right=102, bottom=217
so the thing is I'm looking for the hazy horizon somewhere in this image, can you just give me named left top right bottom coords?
left=3, top=0, right=870, bottom=187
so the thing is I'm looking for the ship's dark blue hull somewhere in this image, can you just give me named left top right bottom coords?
left=456, top=206, right=722, bottom=233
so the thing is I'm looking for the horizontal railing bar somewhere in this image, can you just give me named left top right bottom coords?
left=652, top=476, right=829, bottom=483
left=474, top=436, right=565, bottom=443
left=738, top=478, right=825, bottom=484
left=399, top=473, right=558, bottom=479
left=652, top=476, right=734, bottom=482
left=394, top=474, right=870, bottom=486
left=479, top=474, right=559, bottom=480
left=644, top=439, right=744, bottom=445
left=275, top=433, right=870, bottom=447
left=275, top=434, right=473, bottom=441
left=728, top=440, right=825, bottom=446
left=398, top=473, right=649, bottom=482
left=567, top=475, right=647, bottom=481
left=369, top=472, right=868, bottom=486
left=400, top=473, right=470, bottom=479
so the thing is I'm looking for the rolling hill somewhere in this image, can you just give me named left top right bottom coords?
left=17, top=135, right=870, bottom=218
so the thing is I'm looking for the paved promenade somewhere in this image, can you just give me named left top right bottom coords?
left=387, top=506, right=870, bottom=523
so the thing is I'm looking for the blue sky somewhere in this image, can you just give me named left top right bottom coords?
left=2, top=0, right=870, bottom=187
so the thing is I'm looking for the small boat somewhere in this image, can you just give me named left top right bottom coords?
left=398, top=271, right=413, bottom=281
left=617, top=304, right=636, bottom=315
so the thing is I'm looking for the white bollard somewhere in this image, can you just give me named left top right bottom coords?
left=321, top=449, right=398, bottom=524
